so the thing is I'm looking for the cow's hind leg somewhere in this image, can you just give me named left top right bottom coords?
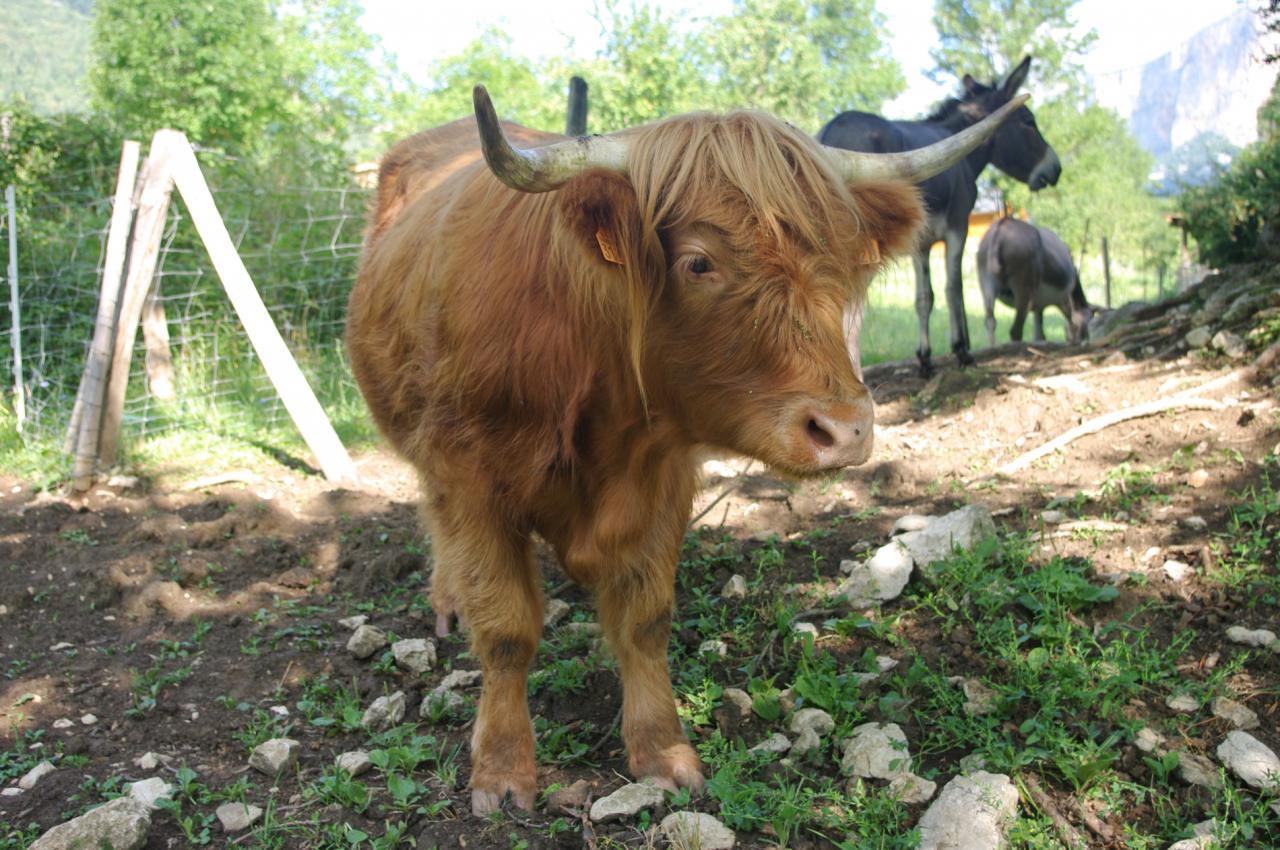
left=429, top=498, right=542, bottom=815
left=597, top=557, right=703, bottom=792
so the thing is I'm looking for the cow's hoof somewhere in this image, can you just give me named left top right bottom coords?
left=634, top=743, right=705, bottom=793
left=471, top=778, right=536, bottom=817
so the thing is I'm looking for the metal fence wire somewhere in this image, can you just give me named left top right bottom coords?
left=0, top=153, right=371, bottom=459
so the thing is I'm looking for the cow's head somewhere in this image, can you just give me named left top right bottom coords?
left=473, top=89, right=1024, bottom=476
left=960, top=57, right=1061, bottom=192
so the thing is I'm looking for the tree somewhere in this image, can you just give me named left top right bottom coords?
left=90, top=0, right=286, bottom=150
left=929, top=0, right=1095, bottom=97
left=701, top=0, right=904, bottom=130
left=0, top=0, right=92, bottom=114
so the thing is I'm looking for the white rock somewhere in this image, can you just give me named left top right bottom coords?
left=1134, top=727, right=1167, bottom=754
left=337, top=614, right=368, bottom=630
left=249, top=738, right=300, bottom=775
left=28, top=797, right=151, bottom=850
left=722, top=688, right=752, bottom=718
left=889, top=772, right=937, bottom=804
left=1177, top=752, right=1221, bottom=788
left=915, top=772, right=1018, bottom=850
left=660, top=811, right=736, bottom=850
left=1226, top=626, right=1279, bottom=650
left=841, top=722, right=910, bottom=779
left=215, top=802, right=263, bottom=833
left=269, top=705, right=289, bottom=717
left=49, top=642, right=74, bottom=652
left=52, top=719, right=74, bottom=730
left=721, top=574, right=747, bottom=599
left=1211, top=330, right=1247, bottom=358
left=957, top=753, right=988, bottom=773
left=1211, top=697, right=1259, bottom=730
left=336, top=750, right=372, bottom=776
left=838, top=541, right=914, bottom=605
left=1166, top=693, right=1201, bottom=714
left=792, top=622, right=819, bottom=639
left=80, top=714, right=98, bottom=725
left=391, top=639, right=436, bottom=674
left=439, top=669, right=483, bottom=690
left=702, top=459, right=740, bottom=479
left=362, top=691, right=406, bottom=730
left=126, top=777, right=174, bottom=810
left=891, top=514, right=933, bottom=535
left=421, top=684, right=466, bottom=719
left=1185, top=327, right=1212, bottom=349
left=749, top=733, right=792, bottom=756
left=789, top=708, right=835, bottom=739
left=543, top=598, right=571, bottom=627
left=1216, top=731, right=1280, bottom=790
left=698, top=639, right=728, bottom=657
left=1182, top=515, right=1208, bottom=531
left=1040, top=510, right=1066, bottom=524
left=19, top=761, right=56, bottom=790
left=346, top=624, right=388, bottom=659
left=897, top=504, right=996, bottom=576
left=1163, top=560, right=1193, bottom=582
left=589, top=782, right=667, bottom=823
left=0, top=787, right=22, bottom=797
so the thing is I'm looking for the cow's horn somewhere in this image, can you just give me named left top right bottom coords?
left=474, top=85, right=629, bottom=192
left=825, top=94, right=1030, bottom=184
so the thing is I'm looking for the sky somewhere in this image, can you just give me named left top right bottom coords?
left=362, top=0, right=1249, bottom=116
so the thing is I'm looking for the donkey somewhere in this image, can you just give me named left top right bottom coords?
left=818, top=56, right=1062, bottom=376
left=976, top=217, right=1093, bottom=345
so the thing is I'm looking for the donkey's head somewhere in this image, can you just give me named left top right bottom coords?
left=960, top=56, right=1061, bottom=192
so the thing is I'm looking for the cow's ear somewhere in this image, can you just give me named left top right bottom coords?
left=557, top=170, right=648, bottom=271
left=1002, top=56, right=1032, bottom=97
left=850, top=181, right=925, bottom=260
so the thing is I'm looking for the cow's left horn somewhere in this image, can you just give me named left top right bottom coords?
left=474, top=85, right=629, bottom=192
left=825, top=94, right=1030, bottom=184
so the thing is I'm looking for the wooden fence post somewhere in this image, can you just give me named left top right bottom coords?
left=167, top=133, right=358, bottom=485
left=97, top=131, right=179, bottom=471
left=1101, top=236, right=1112, bottom=309
left=141, top=281, right=175, bottom=399
left=69, top=140, right=142, bottom=488
left=566, top=76, right=588, bottom=136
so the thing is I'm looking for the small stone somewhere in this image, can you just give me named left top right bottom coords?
left=1211, top=697, right=1259, bottom=730
left=660, top=811, right=737, bottom=850
left=1211, top=329, right=1247, bottom=358
left=1177, top=751, right=1222, bottom=788
left=439, top=669, right=483, bottom=690
left=391, top=639, right=436, bottom=675
left=1185, top=327, right=1212, bottom=349
left=1187, top=469, right=1210, bottom=489
left=1217, top=731, right=1280, bottom=790
left=336, top=750, right=372, bottom=776
left=789, top=708, right=835, bottom=740
left=702, top=459, right=740, bottom=479
left=957, top=753, right=988, bottom=773
left=1040, top=509, right=1066, bottom=524
left=1163, top=560, right=1193, bottom=582
left=749, top=733, right=792, bottom=756
left=722, top=688, right=752, bottom=718
left=1182, top=515, right=1208, bottom=531
left=841, top=722, right=910, bottom=779
left=1141, top=546, right=1162, bottom=562
left=589, top=782, right=667, bottom=823
left=897, top=504, right=996, bottom=578
left=721, top=574, right=747, bottom=599
left=337, top=614, right=368, bottom=630
left=889, top=772, right=937, bottom=804
left=249, top=738, right=300, bottom=775
left=698, top=639, right=728, bottom=657
left=362, top=691, right=406, bottom=730
left=421, top=686, right=465, bottom=719
left=27, top=797, right=151, bottom=850
left=1226, top=625, right=1279, bottom=649
left=1166, top=693, right=1200, bottom=714
left=891, top=514, right=933, bottom=535
left=19, top=761, right=56, bottom=790
left=959, top=678, right=1000, bottom=716
left=915, top=772, right=1018, bottom=850
left=1134, top=727, right=1167, bottom=754
left=792, top=622, right=819, bottom=639
left=127, top=777, right=175, bottom=810
left=563, top=621, right=602, bottom=637
left=52, top=719, right=74, bottom=730
left=0, top=788, right=22, bottom=797
left=49, top=642, right=74, bottom=652
left=80, top=713, right=98, bottom=725
left=346, top=624, right=388, bottom=659
left=215, top=802, right=263, bottom=833
left=543, top=598, right=571, bottom=627
left=546, top=778, right=592, bottom=815
left=838, top=541, right=914, bottom=605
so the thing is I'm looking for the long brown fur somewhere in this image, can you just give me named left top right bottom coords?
left=347, top=110, right=924, bottom=813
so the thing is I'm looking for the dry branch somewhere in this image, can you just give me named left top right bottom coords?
left=1020, top=773, right=1087, bottom=850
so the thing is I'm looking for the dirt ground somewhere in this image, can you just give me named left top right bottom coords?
left=1, top=336, right=1278, bottom=849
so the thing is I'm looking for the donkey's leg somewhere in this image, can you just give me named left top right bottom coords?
left=1033, top=309, right=1047, bottom=342
left=943, top=227, right=973, bottom=366
left=912, top=249, right=935, bottom=377
left=1010, top=290, right=1031, bottom=342
left=428, top=495, right=542, bottom=815
left=597, top=549, right=702, bottom=792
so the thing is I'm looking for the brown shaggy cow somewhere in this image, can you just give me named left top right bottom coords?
left=347, top=87, right=1022, bottom=814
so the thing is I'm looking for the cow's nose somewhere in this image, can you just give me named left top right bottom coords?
left=801, top=395, right=874, bottom=469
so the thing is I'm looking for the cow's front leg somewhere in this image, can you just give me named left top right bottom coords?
left=432, top=509, right=542, bottom=815
left=596, top=558, right=703, bottom=792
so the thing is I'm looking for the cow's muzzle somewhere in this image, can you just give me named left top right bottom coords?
left=800, top=394, right=875, bottom=470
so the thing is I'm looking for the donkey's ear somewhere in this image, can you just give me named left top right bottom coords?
left=961, top=74, right=983, bottom=95
left=1002, top=56, right=1032, bottom=97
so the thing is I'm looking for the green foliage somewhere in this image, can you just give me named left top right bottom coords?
left=0, top=0, right=91, bottom=114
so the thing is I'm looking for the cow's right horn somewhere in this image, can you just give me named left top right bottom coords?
left=474, top=85, right=629, bottom=193
left=825, top=94, right=1030, bottom=184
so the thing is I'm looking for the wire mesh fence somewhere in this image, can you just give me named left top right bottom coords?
left=1, top=151, right=372, bottom=467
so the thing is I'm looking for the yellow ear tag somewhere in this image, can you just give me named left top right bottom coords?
left=856, top=239, right=881, bottom=265
left=596, top=228, right=624, bottom=266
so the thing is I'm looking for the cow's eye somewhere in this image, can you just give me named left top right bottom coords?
left=685, top=255, right=713, bottom=276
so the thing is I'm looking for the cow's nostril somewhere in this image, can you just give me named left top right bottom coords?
left=807, top=418, right=835, bottom=449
